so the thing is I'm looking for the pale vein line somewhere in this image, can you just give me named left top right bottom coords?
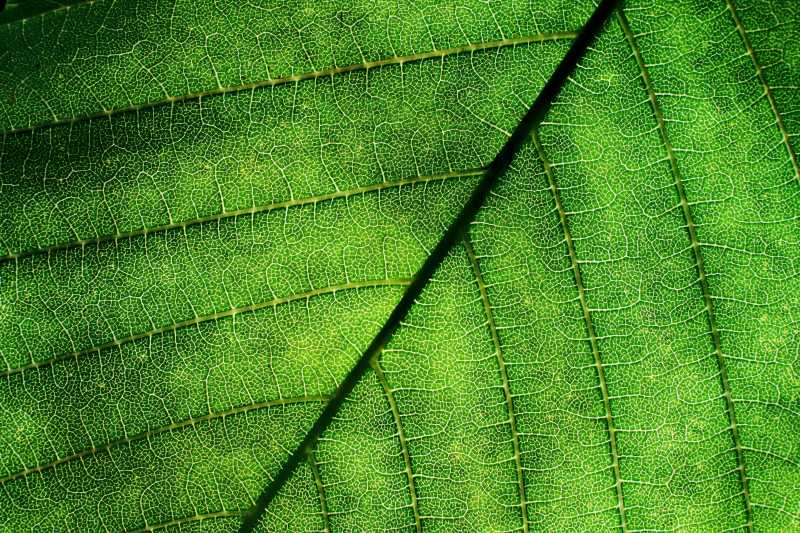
left=370, top=355, right=422, bottom=532
left=1, top=279, right=412, bottom=378
left=125, top=510, right=245, bottom=533
left=307, top=450, right=332, bottom=533
left=463, top=232, right=529, bottom=533
left=617, top=10, right=753, bottom=531
left=3, top=32, right=577, bottom=136
left=0, top=395, right=330, bottom=486
left=531, top=129, right=628, bottom=532
left=726, top=0, right=799, bottom=184
left=0, top=168, right=485, bottom=263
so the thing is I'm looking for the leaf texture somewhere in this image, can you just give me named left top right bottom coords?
left=0, top=0, right=798, bottom=531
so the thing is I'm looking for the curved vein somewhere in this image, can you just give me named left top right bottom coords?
left=1, top=279, right=412, bottom=378
left=3, top=32, right=577, bottom=137
left=0, top=168, right=485, bottom=263
left=617, top=10, right=753, bottom=531
left=531, top=129, right=628, bottom=531
left=0, top=395, right=330, bottom=486
left=371, top=356, right=422, bottom=532
left=726, top=0, right=799, bottom=184
left=463, top=232, right=529, bottom=533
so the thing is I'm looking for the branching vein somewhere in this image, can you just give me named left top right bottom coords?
left=0, top=395, right=329, bottom=486
left=1, top=279, right=411, bottom=378
left=725, top=0, right=799, bottom=184
left=0, top=168, right=484, bottom=263
left=3, top=32, right=576, bottom=137
left=371, top=355, right=422, bottom=532
left=308, top=450, right=332, bottom=533
left=125, top=510, right=245, bottom=533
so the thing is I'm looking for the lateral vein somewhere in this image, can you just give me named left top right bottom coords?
left=1, top=279, right=411, bottom=378
left=0, top=0, right=96, bottom=25
left=371, top=355, right=422, bottom=532
left=725, top=0, right=799, bottom=184
left=617, top=10, right=754, bottom=531
left=125, top=510, right=245, bottom=533
left=463, top=232, right=529, bottom=533
left=0, top=395, right=330, bottom=486
left=531, top=130, right=628, bottom=532
left=0, top=168, right=484, bottom=264
left=3, top=32, right=577, bottom=137
left=307, top=450, right=332, bottom=533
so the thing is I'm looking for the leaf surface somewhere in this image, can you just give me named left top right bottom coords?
left=0, top=0, right=798, bottom=531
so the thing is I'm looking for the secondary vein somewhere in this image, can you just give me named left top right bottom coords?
left=371, top=355, right=422, bottom=532
left=126, top=510, right=245, bottom=533
left=726, top=0, right=799, bottom=184
left=0, top=0, right=96, bottom=25
left=307, top=450, right=332, bottom=533
left=1, top=278, right=411, bottom=378
left=0, top=395, right=329, bottom=486
left=3, top=32, right=576, bottom=137
left=617, top=9, right=754, bottom=531
left=463, top=232, right=529, bottom=533
left=0, top=168, right=484, bottom=264
left=531, top=129, right=628, bottom=531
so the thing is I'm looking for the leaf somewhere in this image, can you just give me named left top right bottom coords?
left=0, top=1, right=88, bottom=25
left=1, top=1, right=798, bottom=532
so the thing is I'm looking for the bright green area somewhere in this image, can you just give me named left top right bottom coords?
left=1, top=0, right=798, bottom=531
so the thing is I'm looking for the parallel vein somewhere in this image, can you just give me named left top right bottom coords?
left=617, top=10, right=754, bottom=531
left=463, top=232, right=529, bottom=533
left=531, top=130, right=628, bottom=531
left=1, top=279, right=411, bottom=378
left=3, top=32, right=576, bottom=137
left=725, top=0, right=799, bottom=184
left=0, top=168, right=484, bottom=263
left=0, top=394, right=329, bottom=486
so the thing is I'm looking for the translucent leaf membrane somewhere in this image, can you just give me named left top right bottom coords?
left=0, top=0, right=589, bottom=133
left=0, top=0, right=569, bottom=529
left=2, top=0, right=799, bottom=531
left=264, top=2, right=799, bottom=532
left=0, top=40, right=567, bottom=258
left=624, top=0, right=800, bottom=527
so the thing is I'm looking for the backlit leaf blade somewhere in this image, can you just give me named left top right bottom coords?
left=1, top=0, right=798, bottom=531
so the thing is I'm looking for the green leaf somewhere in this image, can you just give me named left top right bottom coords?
left=1, top=0, right=798, bottom=531
left=0, top=1, right=87, bottom=25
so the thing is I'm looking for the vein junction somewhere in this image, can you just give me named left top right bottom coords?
left=3, top=32, right=576, bottom=137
